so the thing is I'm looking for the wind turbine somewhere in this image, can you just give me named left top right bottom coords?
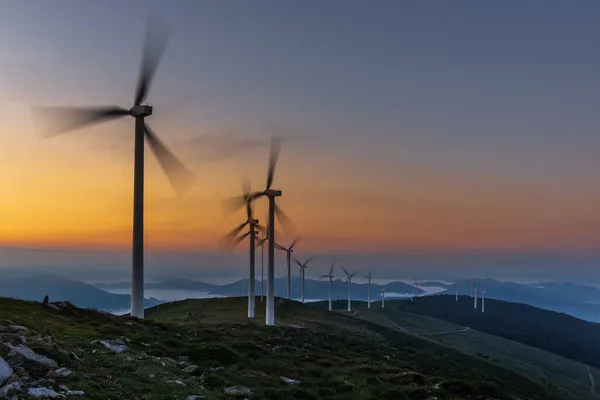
left=481, top=289, right=486, bottom=313
left=31, top=20, right=196, bottom=319
left=321, top=261, right=336, bottom=311
left=221, top=184, right=265, bottom=318
left=365, top=271, right=373, bottom=308
left=275, top=236, right=301, bottom=299
left=257, top=232, right=268, bottom=302
left=455, top=284, right=458, bottom=302
left=342, top=267, right=357, bottom=312
left=294, top=257, right=313, bottom=303
left=380, top=288, right=386, bottom=308
left=474, top=284, right=478, bottom=309
left=224, top=136, right=295, bottom=326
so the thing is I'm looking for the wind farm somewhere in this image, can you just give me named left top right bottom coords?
left=1, top=2, right=600, bottom=399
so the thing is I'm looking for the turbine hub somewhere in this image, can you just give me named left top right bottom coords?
left=264, top=188, right=282, bottom=197
left=130, top=105, right=153, bottom=117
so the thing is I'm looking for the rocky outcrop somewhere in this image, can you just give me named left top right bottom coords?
left=0, top=357, right=13, bottom=385
left=5, top=343, right=58, bottom=370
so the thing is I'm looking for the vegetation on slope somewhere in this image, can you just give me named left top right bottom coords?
left=0, top=296, right=556, bottom=399
left=398, top=294, right=600, bottom=370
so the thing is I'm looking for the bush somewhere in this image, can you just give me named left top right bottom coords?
left=187, top=343, right=240, bottom=366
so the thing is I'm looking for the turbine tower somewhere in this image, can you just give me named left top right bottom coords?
left=455, top=285, right=458, bottom=302
left=294, top=257, right=313, bottom=303
left=481, top=289, right=486, bottom=313
left=257, top=232, right=268, bottom=303
left=342, top=267, right=357, bottom=312
left=380, top=288, right=386, bottom=308
left=31, top=20, right=196, bottom=319
left=321, top=261, right=336, bottom=311
left=365, top=271, right=373, bottom=308
left=275, top=236, right=301, bottom=299
left=474, top=285, right=478, bottom=309
left=224, top=137, right=295, bottom=326
left=221, top=186, right=265, bottom=318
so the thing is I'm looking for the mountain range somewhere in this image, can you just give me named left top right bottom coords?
left=0, top=274, right=161, bottom=312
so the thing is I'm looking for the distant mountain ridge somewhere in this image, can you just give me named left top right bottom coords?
left=442, top=278, right=600, bottom=321
left=0, top=273, right=161, bottom=312
left=97, top=277, right=424, bottom=300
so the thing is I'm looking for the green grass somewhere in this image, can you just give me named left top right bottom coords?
left=0, top=296, right=557, bottom=400
left=342, top=302, right=599, bottom=400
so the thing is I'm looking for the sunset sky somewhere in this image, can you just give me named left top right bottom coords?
left=2, top=0, right=600, bottom=263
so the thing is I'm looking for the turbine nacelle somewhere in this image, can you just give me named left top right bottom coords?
left=129, top=105, right=153, bottom=117
left=264, top=188, right=282, bottom=197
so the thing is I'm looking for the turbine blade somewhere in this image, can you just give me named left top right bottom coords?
left=222, top=195, right=247, bottom=214
left=266, top=136, right=281, bottom=189
left=274, top=203, right=296, bottom=235
left=228, top=231, right=251, bottom=250
left=224, top=222, right=248, bottom=240
left=134, top=18, right=173, bottom=105
left=304, top=256, right=314, bottom=265
left=342, top=266, right=349, bottom=276
left=144, top=123, right=196, bottom=196
left=274, top=243, right=287, bottom=251
left=329, top=261, right=335, bottom=275
left=294, top=259, right=303, bottom=267
left=31, top=106, right=129, bottom=137
left=289, top=235, right=301, bottom=250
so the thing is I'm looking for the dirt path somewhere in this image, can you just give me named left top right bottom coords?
left=419, top=327, right=470, bottom=335
left=362, top=312, right=469, bottom=336
left=587, top=365, right=596, bottom=394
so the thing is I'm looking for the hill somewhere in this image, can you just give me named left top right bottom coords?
left=445, top=278, right=600, bottom=321
left=334, top=302, right=600, bottom=400
left=0, top=274, right=160, bottom=312
left=399, top=294, right=600, bottom=370
left=145, top=297, right=556, bottom=400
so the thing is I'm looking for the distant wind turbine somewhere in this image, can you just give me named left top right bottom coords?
left=31, top=20, right=196, bottom=319
left=365, top=271, right=373, bottom=308
left=455, top=285, right=458, bottom=302
left=220, top=183, right=265, bottom=318
left=257, top=232, right=268, bottom=303
left=321, top=261, right=336, bottom=311
left=474, top=284, right=478, bottom=309
left=224, top=136, right=295, bottom=326
left=294, top=257, right=313, bottom=303
left=481, top=289, right=486, bottom=313
left=380, top=287, right=386, bottom=308
left=275, top=236, right=301, bottom=299
left=342, top=267, right=357, bottom=312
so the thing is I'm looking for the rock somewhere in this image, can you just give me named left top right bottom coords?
left=124, top=322, right=134, bottom=326
left=383, top=355, right=391, bottom=361
left=7, top=326, right=28, bottom=334
left=126, top=356, right=132, bottom=361
left=0, top=333, right=27, bottom=344
left=186, top=396, right=205, bottom=400
left=114, top=338, right=125, bottom=346
left=210, top=366, right=225, bottom=372
left=27, top=387, right=65, bottom=398
left=48, top=304, right=60, bottom=311
left=66, top=390, right=85, bottom=396
left=0, top=357, right=13, bottom=385
left=167, top=380, right=186, bottom=386
left=224, top=385, right=252, bottom=397
left=0, top=382, right=21, bottom=397
left=58, top=385, right=70, bottom=392
left=43, top=295, right=49, bottom=306
left=69, top=352, right=81, bottom=362
left=46, top=368, right=73, bottom=379
left=7, top=374, right=21, bottom=385
left=97, top=340, right=128, bottom=354
left=183, top=365, right=198, bottom=374
left=148, top=374, right=155, bottom=379
left=280, top=376, right=300, bottom=385
left=6, top=344, right=58, bottom=370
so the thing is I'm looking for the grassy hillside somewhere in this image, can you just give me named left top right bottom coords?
left=397, top=294, right=600, bottom=370
left=0, top=295, right=558, bottom=399
left=347, top=304, right=599, bottom=400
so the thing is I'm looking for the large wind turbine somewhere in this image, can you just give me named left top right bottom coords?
left=224, top=137, right=294, bottom=325
left=321, top=261, right=335, bottom=311
left=294, top=257, right=313, bottom=303
left=31, top=20, right=196, bottom=319
left=275, top=236, right=301, bottom=299
left=365, top=271, right=373, bottom=308
left=221, top=184, right=265, bottom=318
left=342, top=267, right=357, bottom=312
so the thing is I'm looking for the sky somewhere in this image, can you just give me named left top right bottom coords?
left=2, top=1, right=600, bottom=281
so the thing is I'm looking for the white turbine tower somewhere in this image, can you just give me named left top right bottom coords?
left=380, top=287, right=386, bottom=308
left=365, top=271, right=373, bottom=308
left=481, top=289, right=486, bottom=313
left=321, top=261, right=336, bottom=311
left=474, top=285, right=478, bottom=309
left=455, top=285, right=458, bottom=302
left=294, top=257, right=313, bottom=303
left=342, top=267, right=357, bottom=312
